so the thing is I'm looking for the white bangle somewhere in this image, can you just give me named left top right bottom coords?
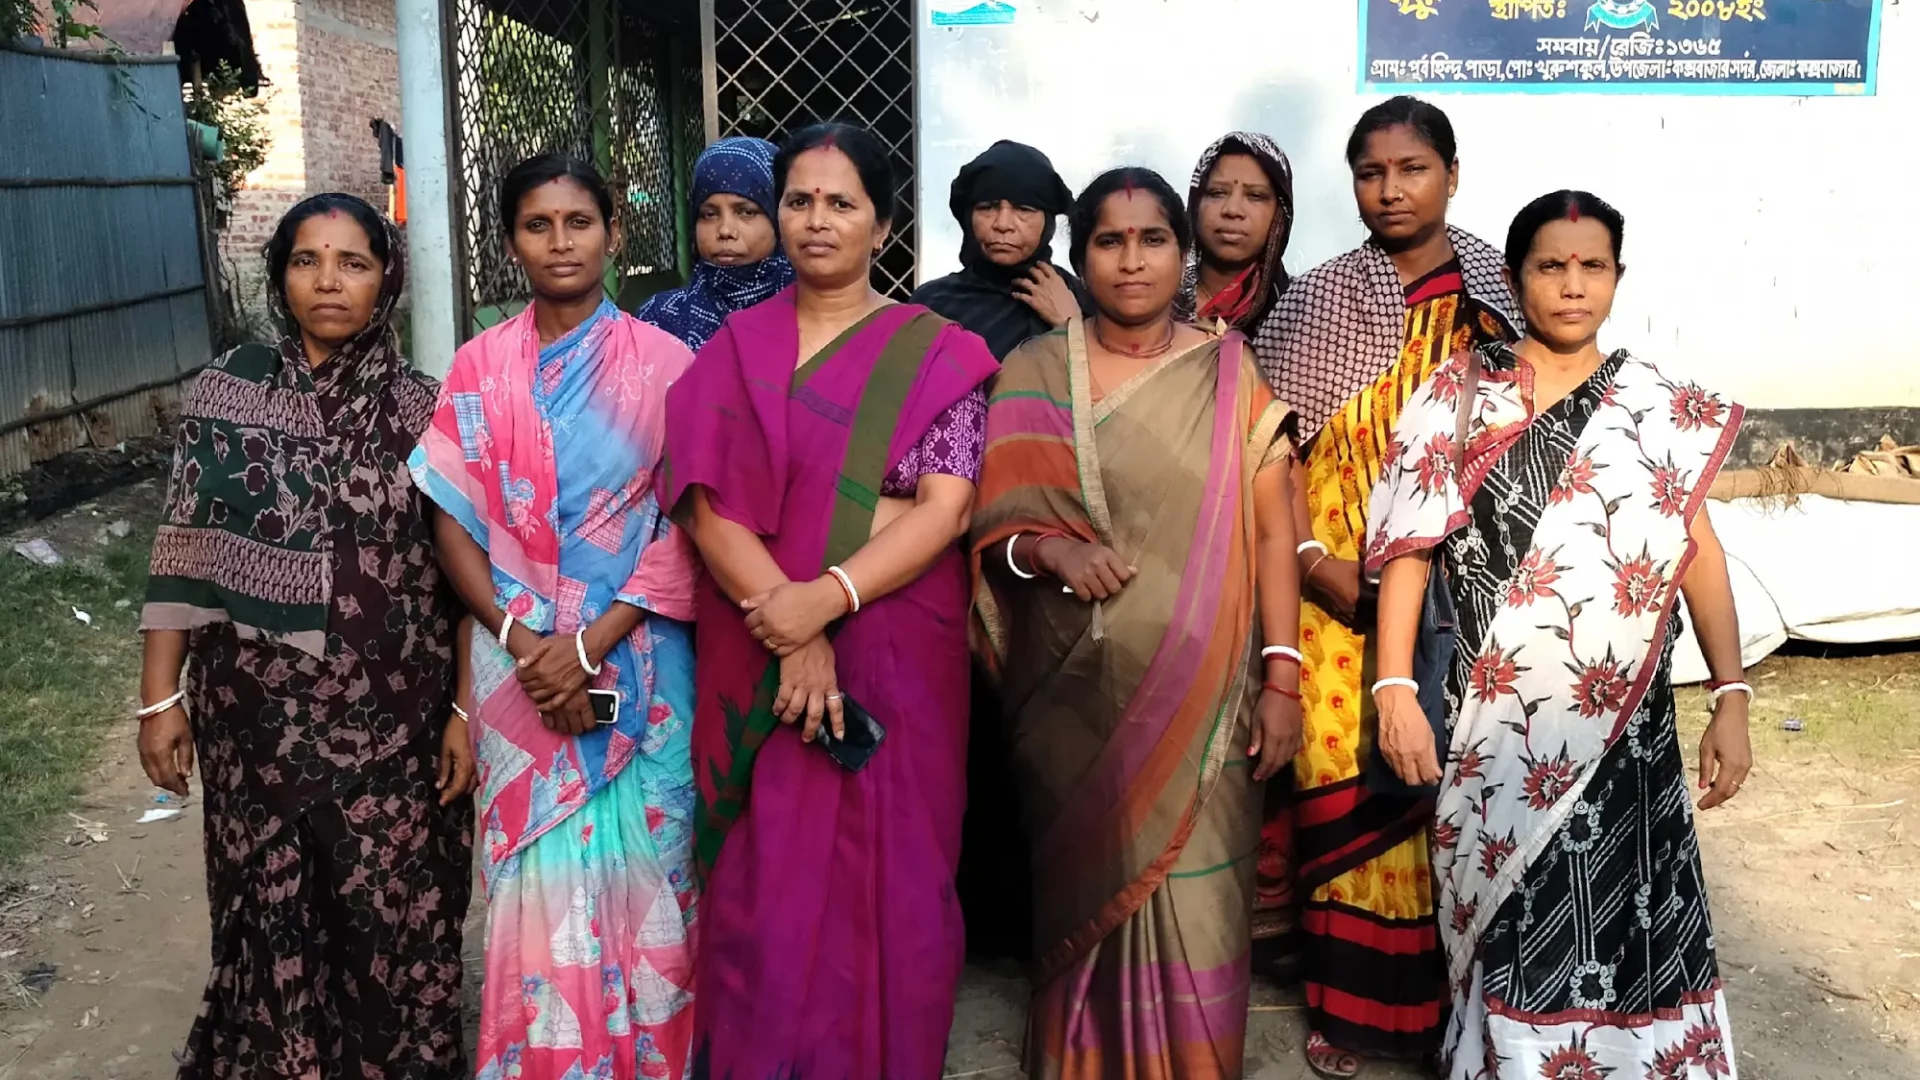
left=1262, top=645, right=1303, bottom=665
left=450, top=701, right=470, bottom=722
left=826, top=565, right=861, bottom=614
left=1371, top=677, right=1419, bottom=696
left=135, top=690, right=186, bottom=720
left=1006, top=535, right=1038, bottom=580
left=575, top=628, right=603, bottom=676
left=1296, top=540, right=1327, bottom=558
left=1708, top=682, right=1752, bottom=703
left=497, top=613, right=515, bottom=648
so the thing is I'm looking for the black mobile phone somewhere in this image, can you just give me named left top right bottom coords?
left=588, top=688, right=620, bottom=726
left=816, top=694, right=885, bottom=772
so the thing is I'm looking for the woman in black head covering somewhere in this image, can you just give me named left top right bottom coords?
left=914, top=140, right=1085, bottom=960
left=912, top=139, right=1090, bottom=359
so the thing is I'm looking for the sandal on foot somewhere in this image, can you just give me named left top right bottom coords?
left=1306, top=1032, right=1362, bottom=1079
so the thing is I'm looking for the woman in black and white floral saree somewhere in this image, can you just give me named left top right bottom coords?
left=1365, top=191, right=1754, bottom=1080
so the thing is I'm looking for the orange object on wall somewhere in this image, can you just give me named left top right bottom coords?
left=391, top=164, right=408, bottom=224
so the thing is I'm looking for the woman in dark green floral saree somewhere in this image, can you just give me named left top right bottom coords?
left=137, top=193, right=475, bottom=1080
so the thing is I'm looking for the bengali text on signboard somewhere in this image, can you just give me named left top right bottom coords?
left=1361, top=0, right=1883, bottom=95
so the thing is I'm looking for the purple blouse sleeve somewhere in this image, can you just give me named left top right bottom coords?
left=879, top=386, right=988, bottom=496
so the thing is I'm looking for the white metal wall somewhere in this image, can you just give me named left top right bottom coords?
left=915, top=0, right=1916, bottom=409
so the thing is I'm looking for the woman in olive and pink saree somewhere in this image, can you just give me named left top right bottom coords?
left=971, top=168, right=1304, bottom=1080
left=663, top=123, right=998, bottom=1079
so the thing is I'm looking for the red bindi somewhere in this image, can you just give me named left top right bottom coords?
left=1125, top=226, right=1136, bottom=234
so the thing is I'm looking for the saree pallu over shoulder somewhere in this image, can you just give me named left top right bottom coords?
left=970, top=323, right=1293, bottom=670
left=411, top=304, right=698, bottom=633
left=1364, top=349, right=1742, bottom=991
left=144, top=340, right=439, bottom=658
left=970, top=321, right=1293, bottom=982
left=1258, top=228, right=1518, bottom=441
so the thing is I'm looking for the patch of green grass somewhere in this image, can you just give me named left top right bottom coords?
left=0, top=534, right=151, bottom=865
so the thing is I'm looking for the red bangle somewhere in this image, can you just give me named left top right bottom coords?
left=1262, top=681, right=1301, bottom=701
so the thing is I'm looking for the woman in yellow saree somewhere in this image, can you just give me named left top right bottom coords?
left=972, top=167, right=1303, bottom=1080
left=1256, top=97, right=1520, bottom=1076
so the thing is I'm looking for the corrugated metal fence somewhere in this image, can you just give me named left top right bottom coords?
left=0, top=42, right=213, bottom=477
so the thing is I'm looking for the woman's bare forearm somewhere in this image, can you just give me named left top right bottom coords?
left=1374, top=552, right=1431, bottom=682
left=581, top=602, right=645, bottom=665
left=452, top=615, right=475, bottom=713
left=1254, top=463, right=1300, bottom=654
left=685, top=487, right=790, bottom=605
left=1681, top=511, right=1744, bottom=683
left=837, top=475, right=975, bottom=607
left=1289, top=458, right=1333, bottom=598
left=140, top=628, right=189, bottom=704
left=1289, top=458, right=1314, bottom=551
left=435, top=510, right=506, bottom=634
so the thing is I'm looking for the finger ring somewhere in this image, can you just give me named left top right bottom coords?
left=826, top=693, right=842, bottom=702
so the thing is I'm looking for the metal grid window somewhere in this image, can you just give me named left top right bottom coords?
left=709, top=0, right=918, bottom=298
left=447, top=0, right=695, bottom=327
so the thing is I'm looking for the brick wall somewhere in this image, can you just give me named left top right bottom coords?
left=220, top=0, right=305, bottom=305
left=219, top=0, right=400, bottom=324
left=299, top=0, right=400, bottom=205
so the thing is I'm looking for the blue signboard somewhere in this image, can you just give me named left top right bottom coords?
left=1361, top=0, right=1883, bottom=95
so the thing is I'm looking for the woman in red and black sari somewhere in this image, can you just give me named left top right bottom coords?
left=1257, top=97, right=1520, bottom=1077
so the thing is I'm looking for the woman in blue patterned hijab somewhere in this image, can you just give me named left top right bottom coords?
left=635, top=136, right=795, bottom=350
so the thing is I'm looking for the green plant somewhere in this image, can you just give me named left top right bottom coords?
left=2, top=0, right=104, bottom=45
left=2, top=0, right=151, bottom=113
left=0, top=524, right=153, bottom=865
left=0, top=0, right=34, bottom=41
left=49, top=0, right=102, bottom=46
left=186, top=63, right=271, bottom=207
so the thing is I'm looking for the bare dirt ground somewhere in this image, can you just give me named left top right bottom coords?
left=2, top=495, right=1917, bottom=1079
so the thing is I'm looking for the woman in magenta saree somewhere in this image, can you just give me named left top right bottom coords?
left=664, top=123, right=998, bottom=1079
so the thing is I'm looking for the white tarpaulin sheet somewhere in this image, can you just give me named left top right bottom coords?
left=1673, top=494, right=1920, bottom=683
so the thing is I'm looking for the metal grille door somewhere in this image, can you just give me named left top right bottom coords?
left=447, top=0, right=696, bottom=326
left=710, top=0, right=917, bottom=298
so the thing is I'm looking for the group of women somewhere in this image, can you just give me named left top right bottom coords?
left=135, top=94, right=1754, bottom=1080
